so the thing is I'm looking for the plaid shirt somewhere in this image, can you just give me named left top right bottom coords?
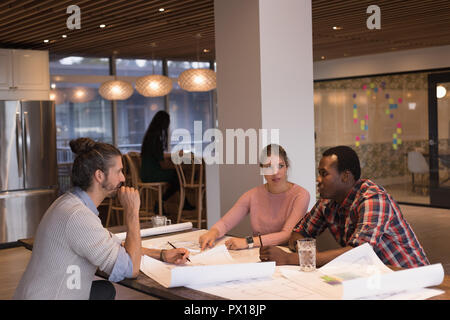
left=294, top=179, right=429, bottom=268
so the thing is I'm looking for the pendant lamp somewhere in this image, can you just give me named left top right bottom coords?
left=178, top=33, right=216, bottom=92
left=99, top=78, right=134, bottom=100
left=135, top=52, right=172, bottom=97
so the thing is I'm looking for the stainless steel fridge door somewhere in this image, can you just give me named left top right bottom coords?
left=0, top=188, right=57, bottom=243
left=21, top=100, right=57, bottom=189
left=0, top=101, right=25, bottom=192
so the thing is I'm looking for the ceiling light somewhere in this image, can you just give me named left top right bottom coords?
left=136, top=75, right=173, bottom=97
left=321, top=56, right=325, bottom=60
left=203, top=49, right=210, bottom=53
left=62, top=35, right=67, bottom=38
left=178, top=69, right=216, bottom=92
left=44, top=39, right=49, bottom=43
left=99, top=80, right=134, bottom=100
left=332, top=26, right=343, bottom=30
left=68, top=87, right=95, bottom=103
left=408, top=102, right=417, bottom=110
left=100, top=24, right=106, bottom=28
left=51, top=83, right=56, bottom=89
left=437, top=85, right=447, bottom=99
left=159, top=8, right=165, bottom=12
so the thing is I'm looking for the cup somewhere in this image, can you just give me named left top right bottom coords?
left=297, top=238, right=316, bottom=272
left=151, top=215, right=171, bottom=228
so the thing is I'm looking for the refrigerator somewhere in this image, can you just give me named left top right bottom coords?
left=0, top=100, right=58, bottom=244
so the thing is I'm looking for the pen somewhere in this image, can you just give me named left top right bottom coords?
left=167, top=241, right=191, bottom=262
left=258, top=233, right=263, bottom=247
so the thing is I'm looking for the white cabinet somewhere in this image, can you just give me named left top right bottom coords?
left=0, top=49, right=13, bottom=90
left=0, top=49, right=50, bottom=100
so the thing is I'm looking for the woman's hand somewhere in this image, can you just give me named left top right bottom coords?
left=225, top=237, right=249, bottom=250
left=163, top=248, right=190, bottom=265
left=199, top=228, right=220, bottom=251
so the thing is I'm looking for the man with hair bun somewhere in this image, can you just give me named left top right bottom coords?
left=14, top=138, right=189, bottom=300
left=260, top=145, right=429, bottom=269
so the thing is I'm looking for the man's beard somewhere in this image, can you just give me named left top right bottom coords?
left=102, top=180, right=123, bottom=197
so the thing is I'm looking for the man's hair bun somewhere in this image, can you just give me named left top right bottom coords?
left=69, top=137, right=96, bottom=155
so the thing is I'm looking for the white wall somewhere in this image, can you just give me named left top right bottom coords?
left=314, top=45, right=450, bottom=80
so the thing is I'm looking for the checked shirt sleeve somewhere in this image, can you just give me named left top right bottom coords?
left=347, top=194, right=391, bottom=248
left=293, top=201, right=327, bottom=238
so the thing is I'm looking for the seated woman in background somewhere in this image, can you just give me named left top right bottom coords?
left=199, top=144, right=310, bottom=250
left=140, top=110, right=194, bottom=212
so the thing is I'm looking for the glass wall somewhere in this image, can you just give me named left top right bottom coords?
left=314, top=71, right=450, bottom=206
left=51, top=56, right=216, bottom=192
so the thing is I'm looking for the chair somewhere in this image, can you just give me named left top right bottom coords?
left=175, top=155, right=206, bottom=228
left=407, top=151, right=429, bottom=193
left=124, top=152, right=168, bottom=221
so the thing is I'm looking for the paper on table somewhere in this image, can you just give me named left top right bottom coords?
left=281, top=243, right=445, bottom=300
left=140, top=254, right=275, bottom=288
left=114, top=222, right=193, bottom=241
left=342, top=263, right=445, bottom=300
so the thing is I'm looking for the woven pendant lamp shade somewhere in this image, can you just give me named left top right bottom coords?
left=178, top=68, right=216, bottom=92
left=99, top=80, right=134, bottom=100
left=135, top=75, right=173, bottom=97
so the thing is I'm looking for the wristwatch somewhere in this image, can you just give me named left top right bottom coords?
left=246, top=236, right=254, bottom=249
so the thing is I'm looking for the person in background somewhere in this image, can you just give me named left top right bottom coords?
left=199, top=144, right=310, bottom=251
left=260, top=146, right=429, bottom=269
left=14, top=138, right=189, bottom=300
left=140, top=110, right=194, bottom=212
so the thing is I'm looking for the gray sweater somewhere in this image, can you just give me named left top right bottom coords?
left=14, top=192, right=121, bottom=300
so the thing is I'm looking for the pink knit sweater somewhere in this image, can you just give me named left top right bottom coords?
left=212, top=183, right=310, bottom=246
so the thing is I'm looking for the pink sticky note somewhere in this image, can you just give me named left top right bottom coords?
left=362, top=84, right=367, bottom=90
left=356, top=136, right=360, bottom=141
left=398, top=98, right=403, bottom=103
left=353, top=119, right=358, bottom=124
left=365, top=114, right=369, bottom=120
left=397, top=122, right=402, bottom=128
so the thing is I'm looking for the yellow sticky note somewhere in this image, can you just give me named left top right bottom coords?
left=398, top=139, right=402, bottom=145
left=385, top=109, right=390, bottom=115
left=397, top=128, right=402, bottom=134
left=370, top=83, right=375, bottom=89
left=393, top=133, right=398, bottom=139
left=366, top=90, right=371, bottom=95
left=356, top=141, right=360, bottom=147
left=393, top=144, right=398, bottom=150
left=389, top=98, right=394, bottom=104
left=361, top=120, right=365, bottom=125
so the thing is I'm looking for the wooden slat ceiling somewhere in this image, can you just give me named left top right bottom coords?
left=1, top=0, right=450, bottom=62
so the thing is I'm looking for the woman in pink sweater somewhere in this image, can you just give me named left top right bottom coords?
left=199, top=144, right=310, bottom=250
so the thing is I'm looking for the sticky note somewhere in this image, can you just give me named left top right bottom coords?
left=385, top=93, right=390, bottom=99
left=365, top=125, right=368, bottom=131
left=356, top=141, right=360, bottom=147
left=353, top=93, right=357, bottom=98
left=389, top=98, right=394, bottom=104
left=356, top=136, right=360, bottom=141
left=398, top=98, right=403, bottom=103
left=362, top=84, right=367, bottom=90
left=374, top=87, right=378, bottom=93
left=366, top=90, right=371, bottom=95
left=397, top=128, right=402, bottom=134
left=398, top=139, right=402, bottom=145
left=385, top=109, right=390, bottom=115
left=353, top=104, right=358, bottom=109
left=390, top=114, right=394, bottom=119
left=353, top=119, right=358, bottom=124
left=370, top=83, right=375, bottom=89
left=361, top=134, right=366, bottom=140
left=393, top=144, right=398, bottom=150
left=397, top=122, right=402, bottom=128
left=361, top=120, right=365, bottom=125
left=365, top=114, right=369, bottom=120
left=393, top=133, right=397, bottom=139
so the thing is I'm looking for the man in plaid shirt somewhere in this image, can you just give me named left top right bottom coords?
left=260, top=146, right=429, bottom=268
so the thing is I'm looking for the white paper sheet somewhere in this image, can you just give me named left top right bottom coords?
left=140, top=254, right=275, bottom=288
left=280, top=243, right=445, bottom=300
left=114, top=222, right=193, bottom=241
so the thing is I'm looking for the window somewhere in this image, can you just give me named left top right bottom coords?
left=116, top=58, right=163, bottom=77
left=50, top=55, right=109, bottom=75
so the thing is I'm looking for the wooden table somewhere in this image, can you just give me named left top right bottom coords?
left=19, top=224, right=450, bottom=300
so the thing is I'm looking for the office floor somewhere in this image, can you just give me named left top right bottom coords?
left=0, top=204, right=449, bottom=300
